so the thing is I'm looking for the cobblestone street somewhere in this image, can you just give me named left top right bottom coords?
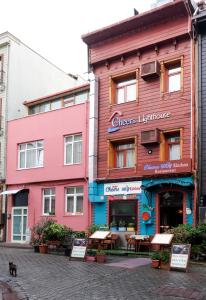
left=0, top=248, right=206, bottom=300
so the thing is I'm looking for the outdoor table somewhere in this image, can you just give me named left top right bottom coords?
left=89, top=231, right=111, bottom=250
left=130, top=235, right=150, bottom=252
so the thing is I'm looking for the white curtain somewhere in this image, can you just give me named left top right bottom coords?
left=169, top=144, right=180, bottom=160
left=126, top=149, right=134, bottom=167
left=73, top=141, right=82, bottom=163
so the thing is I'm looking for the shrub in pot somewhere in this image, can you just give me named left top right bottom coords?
left=151, top=251, right=161, bottom=268
left=96, top=249, right=106, bottom=263
left=127, top=223, right=135, bottom=232
left=160, top=250, right=170, bottom=270
left=118, top=220, right=126, bottom=232
left=110, top=221, right=118, bottom=232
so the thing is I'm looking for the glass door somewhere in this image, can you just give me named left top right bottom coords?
left=12, top=207, right=28, bottom=243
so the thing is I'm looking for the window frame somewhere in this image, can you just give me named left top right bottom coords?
left=18, top=140, right=44, bottom=169
left=108, top=136, right=137, bottom=170
left=64, top=133, right=83, bottom=165
left=160, top=129, right=183, bottom=161
left=160, top=56, right=184, bottom=95
left=65, top=186, right=84, bottom=215
left=42, top=188, right=55, bottom=216
left=109, top=70, right=139, bottom=105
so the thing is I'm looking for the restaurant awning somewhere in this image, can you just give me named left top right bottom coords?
left=0, top=189, right=23, bottom=195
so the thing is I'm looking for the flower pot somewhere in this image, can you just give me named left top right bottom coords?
left=127, top=227, right=135, bottom=232
left=110, top=227, right=118, bottom=232
left=151, top=259, right=160, bottom=269
left=39, top=244, right=48, bottom=254
left=86, top=256, right=96, bottom=262
left=96, top=254, right=106, bottom=263
left=118, top=227, right=126, bottom=232
left=160, top=262, right=170, bottom=270
left=33, top=245, right=40, bottom=253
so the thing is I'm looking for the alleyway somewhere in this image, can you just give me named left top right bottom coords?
left=0, top=248, right=206, bottom=300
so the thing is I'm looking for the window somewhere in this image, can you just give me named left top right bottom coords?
left=110, top=71, right=138, bottom=105
left=18, top=140, right=44, bottom=169
left=64, top=134, right=82, bottom=164
left=65, top=186, right=83, bottom=214
left=109, top=200, right=137, bottom=229
left=43, top=188, right=55, bottom=215
left=108, top=138, right=136, bottom=169
left=160, top=130, right=181, bottom=161
left=63, top=91, right=88, bottom=107
left=161, top=58, right=183, bottom=94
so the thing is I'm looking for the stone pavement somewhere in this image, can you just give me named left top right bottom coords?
left=0, top=248, right=206, bottom=300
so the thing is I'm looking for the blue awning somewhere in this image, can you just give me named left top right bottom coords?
left=142, top=178, right=194, bottom=190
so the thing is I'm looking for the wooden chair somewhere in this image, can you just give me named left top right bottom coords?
left=125, top=234, right=135, bottom=251
left=102, top=234, right=119, bottom=250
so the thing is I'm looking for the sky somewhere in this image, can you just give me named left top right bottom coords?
left=1, top=0, right=157, bottom=78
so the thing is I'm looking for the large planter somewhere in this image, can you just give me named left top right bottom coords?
left=151, top=259, right=160, bottom=269
left=110, top=227, right=118, bottom=232
left=118, top=227, right=126, bottom=232
left=39, top=244, right=48, bottom=254
left=127, top=227, right=135, bottom=232
left=160, top=262, right=170, bottom=270
left=96, top=254, right=106, bottom=263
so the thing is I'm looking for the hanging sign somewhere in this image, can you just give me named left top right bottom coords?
left=70, top=238, right=87, bottom=260
left=170, top=244, right=191, bottom=272
left=104, top=181, right=142, bottom=195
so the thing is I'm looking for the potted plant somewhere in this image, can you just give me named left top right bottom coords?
left=32, top=218, right=55, bottom=254
left=127, top=223, right=135, bottom=232
left=110, top=220, right=117, bottom=232
left=118, top=220, right=126, bottom=232
left=151, top=251, right=161, bottom=268
left=160, top=250, right=170, bottom=270
left=96, top=249, right=106, bottom=263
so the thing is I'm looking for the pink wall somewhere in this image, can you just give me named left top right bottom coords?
left=6, top=103, right=88, bottom=184
left=6, top=103, right=90, bottom=241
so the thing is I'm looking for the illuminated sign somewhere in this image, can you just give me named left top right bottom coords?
left=108, top=111, right=171, bottom=133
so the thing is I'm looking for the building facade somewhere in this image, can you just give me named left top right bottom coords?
left=193, top=1, right=206, bottom=223
left=0, top=32, right=81, bottom=240
left=5, top=84, right=90, bottom=243
left=83, top=0, right=196, bottom=236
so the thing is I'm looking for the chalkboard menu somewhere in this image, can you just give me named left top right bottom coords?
left=170, top=244, right=191, bottom=272
left=70, top=238, right=87, bottom=260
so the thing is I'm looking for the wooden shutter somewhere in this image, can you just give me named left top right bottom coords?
left=159, top=132, right=166, bottom=161
left=109, top=76, right=116, bottom=105
left=107, top=141, right=114, bottom=169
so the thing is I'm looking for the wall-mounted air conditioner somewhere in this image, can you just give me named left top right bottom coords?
left=141, top=60, right=160, bottom=80
left=141, top=129, right=160, bottom=145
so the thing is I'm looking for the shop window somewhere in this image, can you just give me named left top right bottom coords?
left=109, top=200, right=137, bottom=229
left=65, top=186, right=83, bottom=214
left=160, top=130, right=182, bottom=161
left=161, top=57, right=183, bottom=94
left=109, top=70, right=138, bottom=105
left=42, top=188, right=55, bottom=215
left=108, top=138, right=136, bottom=169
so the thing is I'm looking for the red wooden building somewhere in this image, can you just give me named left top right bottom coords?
left=83, top=0, right=196, bottom=236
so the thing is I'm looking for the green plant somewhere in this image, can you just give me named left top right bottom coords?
left=166, top=224, right=193, bottom=243
left=72, top=231, right=86, bottom=238
left=119, top=220, right=126, bottom=227
left=96, top=249, right=106, bottom=255
left=151, top=251, right=161, bottom=260
left=127, top=223, right=135, bottom=227
left=160, top=250, right=170, bottom=264
left=44, top=223, right=67, bottom=241
left=87, top=224, right=100, bottom=235
left=110, top=221, right=117, bottom=227
left=31, top=218, right=56, bottom=245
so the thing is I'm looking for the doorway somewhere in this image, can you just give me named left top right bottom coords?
left=159, top=191, right=183, bottom=233
left=12, top=207, right=28, bottom=243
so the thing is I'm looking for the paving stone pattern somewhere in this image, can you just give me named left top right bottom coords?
left=0, top=248, right=206, bottom=299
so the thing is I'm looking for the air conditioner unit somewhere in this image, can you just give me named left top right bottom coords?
left=141, top=60, right=160, bottom=80
left=141, top=129, right=160, bottom=145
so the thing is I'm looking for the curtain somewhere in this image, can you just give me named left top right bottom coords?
left=73, top=141, right=82, bottom=163
left=126, top=149, right=134, bottom=167
left=169, top=144, right=180, bottom=160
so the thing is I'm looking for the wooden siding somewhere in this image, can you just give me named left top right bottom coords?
left=200, top=32, right=206, bottom=194
left=95, top=36, right=192, bottom=180
left=90, top=16, right=189, bottom=65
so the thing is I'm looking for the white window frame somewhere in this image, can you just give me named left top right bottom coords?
left=18, top=140, right=44, bottom=169
left=42, top=188, right=55, bottom=216
left=64, top=134, right=82, bottom=165
left=65, top=186, right=84, bottom=215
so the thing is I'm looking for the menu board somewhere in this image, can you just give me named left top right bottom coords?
left=151, top=234, right=174, bottom=245
left=89, top=231, right=111, bottom=240
left=170, top=244, right=191, bottom=271
left=70, top=238, right=87, bottom=259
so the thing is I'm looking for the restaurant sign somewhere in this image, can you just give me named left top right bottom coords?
left=108, top=111, right=171, bottom=133
left=104, top=181, right=142, bottom=195
left=142, top=159, right=191, bottom=175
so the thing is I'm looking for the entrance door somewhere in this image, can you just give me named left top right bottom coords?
left=159, top=191, right=183, bottom=233
left=12, top=207, right=28, bottom=243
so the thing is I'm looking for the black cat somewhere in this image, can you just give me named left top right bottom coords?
left=9, top=262, right=17, bottom=277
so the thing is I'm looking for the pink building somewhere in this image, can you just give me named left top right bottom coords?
left=5, top=83, right=91, bottom=243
